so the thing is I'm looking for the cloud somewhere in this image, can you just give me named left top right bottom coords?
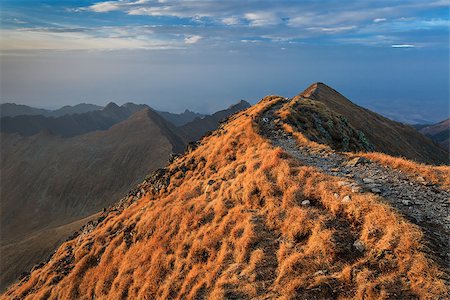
left=222, top=16, right=240, bottom=26
left=0, top=27, right=184, bottom=51
left=311, top=26, right=357, bottom=33
left=184, top=35, right=202, bottom=44
left=244, top=12, right=280, bottom=27
left=89, top=0, right=149, bottom=13
left=3, top=0, right=449, bottom=50
left=391, top=44, right=415, bottom=48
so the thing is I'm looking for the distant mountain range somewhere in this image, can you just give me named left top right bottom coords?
left=0, top=102, right=215, bottom=137
left=180, top=100, right=251, bottom=141
left=0, top=103, right=103, bottom=118
left=157, top=109, right=205, bottom=126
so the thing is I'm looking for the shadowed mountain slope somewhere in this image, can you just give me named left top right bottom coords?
left=0, top=102, right=148, bottom=137
left=291, top=83, right=448, bottom=164
left=418, top=118, right=449, bottom=150
left=0, top=108, right=185, bottom=290
left=180, top=100, right=251, bottom=141
left=3, top=86, right=448, bottom=299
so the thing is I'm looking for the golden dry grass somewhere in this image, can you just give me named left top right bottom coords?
left=357, top=152, right=450, bottom=190
left=3, top=96, right=448, bottom=299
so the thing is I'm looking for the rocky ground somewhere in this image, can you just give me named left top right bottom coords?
left=259, top=101, right=450, bottom=273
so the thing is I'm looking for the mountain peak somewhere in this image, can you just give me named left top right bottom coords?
left=228, top=99, right=251, bottom=110
left=104, top=102, right=120, bottom=111
left=299, top=82, right=341, bottom=100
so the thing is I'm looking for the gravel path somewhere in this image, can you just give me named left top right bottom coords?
left=259, top=102, right=450, bottom=272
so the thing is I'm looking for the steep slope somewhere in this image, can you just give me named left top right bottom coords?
left=158, top=109, right=205, bottom=126
left=180, top=100, right=251, bottom=141
left=294, top=83, right=448, bottom=164
left=0, top=108, right=185, bottom=290
left=0, top=102, right=148, bottom=137
left=418, top=118, right=449, bottom=150
left=4, top=90, right=448, bottom=299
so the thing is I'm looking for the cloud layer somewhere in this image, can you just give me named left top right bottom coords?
left=0, top=0, right=448, bottom=50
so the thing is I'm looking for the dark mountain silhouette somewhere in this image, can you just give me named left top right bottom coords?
left=0, top=102, right=149, bottom=137
left=180, top=100, right=251, bottom=141
left=0, top=103, right=51, bottom=117
left=0, top=102, right=102, bottom=118
left=51, top=103, right=103, bottom=117
left=157, top=109, right=204, bottom=126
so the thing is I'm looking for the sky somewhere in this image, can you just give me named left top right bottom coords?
left=0, top=0, right=448, bottom=123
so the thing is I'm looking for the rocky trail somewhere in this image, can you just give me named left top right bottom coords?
left=259, top=101, right=450, bottom=273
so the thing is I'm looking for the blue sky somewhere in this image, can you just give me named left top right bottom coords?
left=0, top=0, right=448, bottom=123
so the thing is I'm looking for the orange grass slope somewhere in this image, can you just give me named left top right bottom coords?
left=3, top=95, right=449, bottom=299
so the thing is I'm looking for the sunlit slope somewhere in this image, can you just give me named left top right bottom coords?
left=3, top=94, right=448, bottom=299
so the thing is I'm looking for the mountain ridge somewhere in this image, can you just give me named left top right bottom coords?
left=3, top=84, right=449, bottom=299
left=290, top=82, right=448, bottom=164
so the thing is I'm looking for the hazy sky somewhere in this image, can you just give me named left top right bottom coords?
left=0, top=0, right=448, bottom=123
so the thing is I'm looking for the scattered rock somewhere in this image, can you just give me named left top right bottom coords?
left=353, top=240, right=365, bottom=252
left=371, top=188, right=381, bottom=194
left=352, top=186, right=362, bottom=193
left=314, top=270, right=329, bottom=276
left=301, top=200, right=311, bottom=206
left=416, top=176, right=425, bottom=183
left=402, top=200, right=412, bottom=206
left=363, top=178, right=375, bottom=184
left=342, top=195, right=351, bottom=203
left=344, top=157, right=368, bottom=167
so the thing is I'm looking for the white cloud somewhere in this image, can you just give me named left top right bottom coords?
left=374, top=18, right=387, bottom=23
left=184, top=35, right=202, bottom=44
left=311, top=25, right=357, bottom=33
left=88, top=0, right=151, bottom=13
left=222, top=16, right=240, bottom=26
left=391, top=44, right=415, bottom=48
left=244, top=12, right=280, bottom=27
left=0, top=27, right=183, bottom=50
left=89, top=1, right=122, bottom=13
